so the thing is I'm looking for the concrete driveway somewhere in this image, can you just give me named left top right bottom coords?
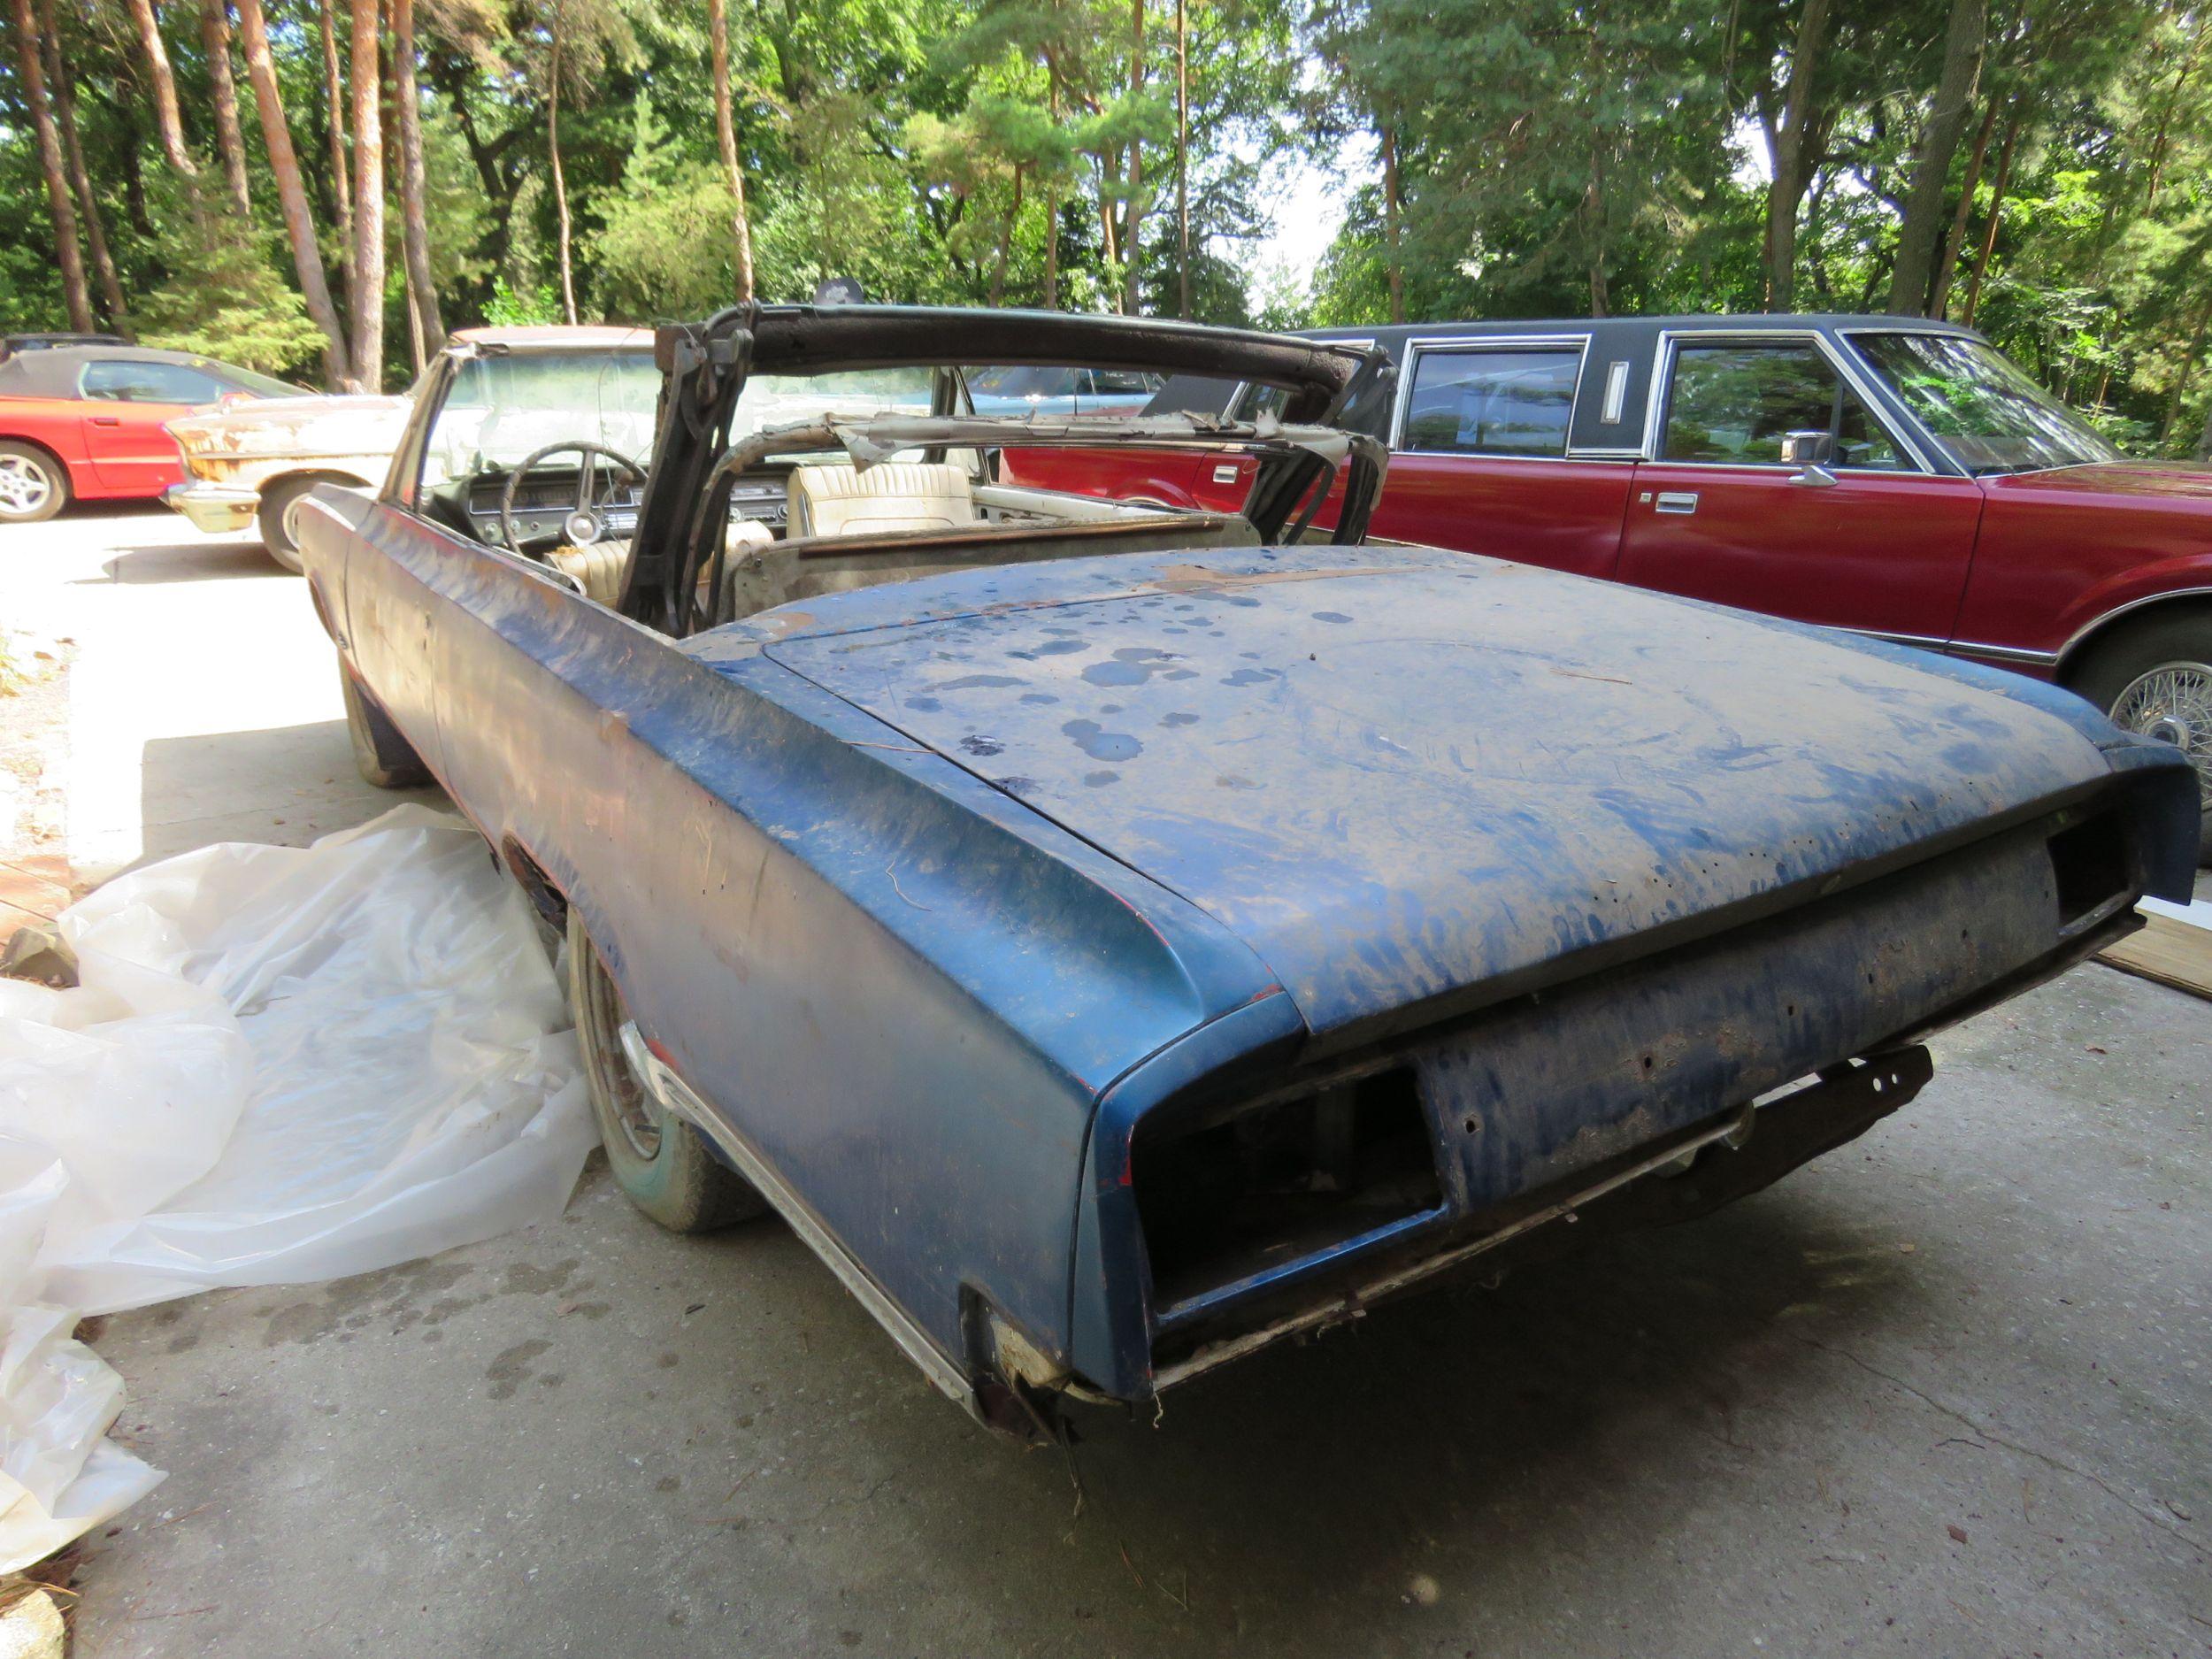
left=6, top=506, right=2208, bottom=1657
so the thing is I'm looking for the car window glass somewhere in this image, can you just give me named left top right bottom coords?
left=1663, top=342, right=1905, bottom=469
left=80, top=359, right=228, bottom=404
left=1403, top=349, right=1578, bottom=457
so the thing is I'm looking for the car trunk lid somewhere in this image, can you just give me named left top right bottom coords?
left=761, top=546, right=2116, bottom=1040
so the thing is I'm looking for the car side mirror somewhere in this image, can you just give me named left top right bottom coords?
left=1779, top=429, right=1835, bottom=467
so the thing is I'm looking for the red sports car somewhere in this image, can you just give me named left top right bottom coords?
left=0, top=344, right=304, bottom=524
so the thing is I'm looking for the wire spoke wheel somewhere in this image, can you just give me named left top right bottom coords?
left=572, top=935, right=664, bottom=1161
left=2111, top=660, right=2212, bottom=790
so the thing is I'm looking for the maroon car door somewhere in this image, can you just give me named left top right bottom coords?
left=1615, top=335, right=1982, bottom=643
left=1364, top=338, right=1636, bottom=581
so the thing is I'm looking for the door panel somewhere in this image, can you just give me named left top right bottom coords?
left=1616, top=467, right=1984, bottom=638
left=1617, top=336, right=1983, bottom=641
left=342, top=501, right=449, bottom=777
left=79, top=403, right=191, bottom=494
left=1369, top=455, right=1635, bottom=580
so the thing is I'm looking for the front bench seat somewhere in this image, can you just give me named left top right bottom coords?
left=790, top=462, right=976, bottom=539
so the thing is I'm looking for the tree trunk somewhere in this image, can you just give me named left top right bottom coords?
left=1887, top=0, right=1985, bottom=314
left=235, top=0, right=348, bottom=383
left=122, top=0, right=202, bottom=182
left=2161, top=291, right=2212, bottom=444
left=7, top=0, right=95, bottom=332
left=548, top=25, right=578, bottom=325
left=38, top=0, right=128, bottom=330
left=1120, top=0, right=1145, bottom=315
left=2143, top=15, right=2206, bottom=210
left=707, top=0, right=756, bottom=302
left=1930, top=95, right=1996, bottom=319
left=1041, top=73, right=1062, bottom=309
left=390, top=0, right=442, bottom=361
left=198, top=0, right=252, bottom=215
left=1380, top=123, right=1403, bottom=324
left=1961, top=105, right=2016, bottom=326
left=1174, top=0, right=1188, bottom=319
left=2197, top=391, right=2212, bottom=463
left=321, top=0, right=354, bottom=253
left=988, top=165, right=1021, bottom=308
left=349, top=0, right=385, bottom=390
left=1762, top=0, right=1830, bottom=309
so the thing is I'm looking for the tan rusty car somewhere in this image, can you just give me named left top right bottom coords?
left=164, top=392, right=410, bottom=570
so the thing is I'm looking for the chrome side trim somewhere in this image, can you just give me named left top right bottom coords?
left=1948, top=638, right=2061, bottom=667
left=2054, top=586, right=2212, bottom=666
left=618, top=1023, right=976, bottom=1408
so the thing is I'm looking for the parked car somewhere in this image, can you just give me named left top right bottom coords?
left=0, top=331, right=127, bottom=361
left=298, top=303, right=2196, bottom=1434
left=165, top=393, right=411, bottom=570
left=965, top=364, right=1164, bottom=418
left=0, top=344, right=305, bottom=525
left=161, top=326, right=661, bottom=571
left=1003, top=315, right=2212, bottom=859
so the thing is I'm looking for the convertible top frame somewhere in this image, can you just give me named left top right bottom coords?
left=616, top=303, right=1394, bottom=635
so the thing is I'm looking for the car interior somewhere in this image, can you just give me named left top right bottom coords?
left=411, top=357, right=1347, bottom=634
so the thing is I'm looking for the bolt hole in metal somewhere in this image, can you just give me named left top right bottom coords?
left=2113, top=661, right=2212, bottom=777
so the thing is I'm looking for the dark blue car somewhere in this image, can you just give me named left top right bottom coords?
left=300, top=305, right=2198, bottom=1434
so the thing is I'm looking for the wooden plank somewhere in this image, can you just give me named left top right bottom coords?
left=2098, top=912, right=2212, bottom=1001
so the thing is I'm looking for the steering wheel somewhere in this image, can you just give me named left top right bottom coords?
left=496, top=441, right=648, bottom=555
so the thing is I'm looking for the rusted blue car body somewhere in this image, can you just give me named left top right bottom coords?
left=298, top=304, right=2199, bottom=1429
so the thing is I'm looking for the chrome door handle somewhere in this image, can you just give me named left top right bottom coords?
left=1654, top=491, right=1699, bottom=515
left=1211, top=464, right=1241, bottom=484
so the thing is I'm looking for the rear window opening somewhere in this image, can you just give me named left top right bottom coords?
left=1133, top=1068, right=1441, bottom=1312
left=2047, top=811, right=2131, bottom=926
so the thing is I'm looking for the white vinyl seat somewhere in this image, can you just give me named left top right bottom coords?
left=545, top=540, right=629, bottom=606
left=790, top=462, right=976, bottom=539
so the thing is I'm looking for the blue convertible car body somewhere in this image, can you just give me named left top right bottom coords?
left=300, top=305, right=2199, bottom=1431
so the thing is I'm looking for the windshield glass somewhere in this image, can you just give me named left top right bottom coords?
left=1850, top=333, right=2117, bottom=474
left=423, top=349, right=662, bottom=486
left=729, top=367, right=933, bottom=444
left=215, top=363, right=312, bottom=398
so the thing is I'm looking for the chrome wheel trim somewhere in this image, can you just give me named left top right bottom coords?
left=0, top=455, right=53, bottom=515
left=578, top=945, right=664, bottom=1161
left=2111, top=658, right=2212, bottom=801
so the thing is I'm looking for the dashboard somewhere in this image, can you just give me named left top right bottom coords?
left=459, top=470, right=793, bottom=548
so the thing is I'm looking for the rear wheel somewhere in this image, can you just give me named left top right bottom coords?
left=566, top=909, right=769, bottom=1233
left=340, top=661, right=432, bottom=788
left=0, top=442, right=67, bottom=525
left=256, top=476, right=318, bottom=572
left=2069, top=609, right=2212, bottom=864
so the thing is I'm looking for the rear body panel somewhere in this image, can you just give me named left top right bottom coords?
left=744, top=545, right=2143, bottom=1041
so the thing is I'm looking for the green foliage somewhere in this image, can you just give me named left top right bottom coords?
left=134, top=196, right=329, bottom=374
left=0, top=0, right=2203, bottom=446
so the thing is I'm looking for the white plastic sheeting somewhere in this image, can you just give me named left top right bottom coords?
left=0, top=806, right=595, bottom=1571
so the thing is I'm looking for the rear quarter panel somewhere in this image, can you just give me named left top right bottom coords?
left=296, top=490, right=1266, bottom=1378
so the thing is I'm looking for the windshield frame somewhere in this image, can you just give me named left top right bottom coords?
left=1839, top=326, right=2119, bottom=478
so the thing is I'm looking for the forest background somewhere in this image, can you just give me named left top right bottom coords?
left=2, top=0, right=2207, bottom=455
